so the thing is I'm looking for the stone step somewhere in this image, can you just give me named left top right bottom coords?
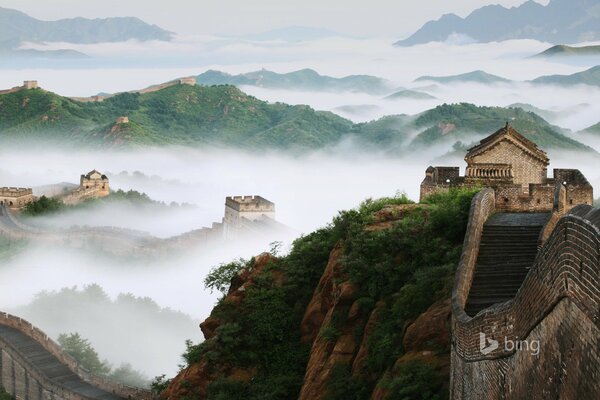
left=465, top=212, right=548, bottom=317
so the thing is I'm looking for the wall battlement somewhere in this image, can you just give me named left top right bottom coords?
left=0, top=187, right=34, bottom=209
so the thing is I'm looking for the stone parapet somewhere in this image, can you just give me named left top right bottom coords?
left=450, top=205, right=600, bottom=399
left=0, top=312, right=155, bottom=400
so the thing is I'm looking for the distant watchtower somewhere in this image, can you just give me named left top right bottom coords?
left=80, top=170, right=110, bottom=197
left=116, top=116, right=129, bottom=124
left=223, top=195, right=276, bottom=237
left=23, top=81, right=38, bottom=89
left=178, top=77, right=197, bottom=86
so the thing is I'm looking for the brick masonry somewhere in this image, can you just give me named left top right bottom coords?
left=0, top=313, right=155, bottom=400
left=420, top=125, right=594, bottom=212
left=451, top=190, right=600, bottom=399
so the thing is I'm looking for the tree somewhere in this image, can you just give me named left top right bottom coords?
left=110, top=363, right=149, bottom=388
left=58, top=333, right=111, bottom=375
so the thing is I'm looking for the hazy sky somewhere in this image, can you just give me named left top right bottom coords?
left=0, top=0, right=550, bottom=37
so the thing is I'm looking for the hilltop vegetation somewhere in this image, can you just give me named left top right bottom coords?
left=161, top=188, right=479, bottom=399
left=534, top=45, right=600, bottom=58
left=408, top=103, right=592, bottom=152
left=196, top=69, right=394, bottom=95
left=0, top=85, right=352, bottom=149
left=0, top=85, right=594, bottom=155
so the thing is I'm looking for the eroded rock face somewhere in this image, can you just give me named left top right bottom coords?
left=298, top=244, right=363, bottom=400
left=161, top=252, right=276, bottom=400
left=403, top=298, right=451, bottom=353
left=162, top=212, right=452, bottom=400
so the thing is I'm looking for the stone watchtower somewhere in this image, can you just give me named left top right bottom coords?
left=223, top=195, right=276, bottom=237
left=23, top=81, right=38, bottom=89
left=420, top=123, right=593, bottom=212
left=80, top=170, right=110, bottom=197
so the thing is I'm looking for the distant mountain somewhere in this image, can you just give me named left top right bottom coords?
left=581, top=122, right=600, bottom=135
left=0, top=82, right=592, bottom=156
left=234, top=26, right=346, bottom=42
left=531, top=65, right=600, bottom=87
left=0, top=83, right=353, bottom=149
left=0, top=6, right=172, bottom=47
left=385, top=90, right=437, bottom=100
left=197, top=69, right=395, bottom=95
left=415, top=70, right=510, bottom=84
left=534, top=45, right=600, bottom=58
left=396, top=0, right=600, bottom=46
left=507, top=103, right=556, bottom=121
left=407, top=103, right=593, bottom=153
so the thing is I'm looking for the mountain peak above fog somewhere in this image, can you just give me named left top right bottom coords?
left=0, top=6, right=172, bottom=48
left=396, top=0, right=600, bottom=46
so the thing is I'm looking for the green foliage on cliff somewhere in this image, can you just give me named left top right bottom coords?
left=22, top=195, right=66, bottom=216
left=175, top=190, right=477, bottom=399
left=0, top=386, right=13, bottom=400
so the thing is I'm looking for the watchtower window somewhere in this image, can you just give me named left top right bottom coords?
left=504, top=197, right=509, bottom=203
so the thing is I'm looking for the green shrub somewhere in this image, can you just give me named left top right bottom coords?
left=0, top=386, right=13, bottom=400
left=22, top=195, right=65, bottom=216
left=384, top=360, right=447, bottom=400
left=150, top=375, right=171, bottom=395
left=204, top=258, right=251, bottom=295
left=206, top=378, right=249, bottom=400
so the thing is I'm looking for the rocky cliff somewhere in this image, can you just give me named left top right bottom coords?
left=159, top=190, right=477, bottom=400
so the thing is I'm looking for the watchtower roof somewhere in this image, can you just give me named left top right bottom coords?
left=84, top=170, right=108, bottom=180
left=465, top=123, right=549, bottom=166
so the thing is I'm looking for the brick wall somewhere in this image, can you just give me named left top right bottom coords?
left=451, top=202, right=600, bottom=399
left=469, top=140, right=547, bottom=186
left=0, top=313, right=155, bottom=400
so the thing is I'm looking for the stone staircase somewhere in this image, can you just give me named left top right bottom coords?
left=465, top=213, right=550, bottom=317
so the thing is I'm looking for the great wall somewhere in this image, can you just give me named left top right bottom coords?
left=1, top=124, right=599, bottom=399
left=426, top=125, right=599, bottom=399
left=0, top=312, right=153, bottom=400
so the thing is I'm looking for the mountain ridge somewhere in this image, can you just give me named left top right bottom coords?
left=196, top=69, right=395, bottom=95
left=0, top=6, right=172, bottom=49
left=0, top=82, right=593, bottom=156
left=396, top=0, right=600, bottom=46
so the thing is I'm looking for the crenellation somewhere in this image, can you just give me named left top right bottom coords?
left=0, top=187, right=34, bottom=209
left=61, top=170, right=110, bottom=205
